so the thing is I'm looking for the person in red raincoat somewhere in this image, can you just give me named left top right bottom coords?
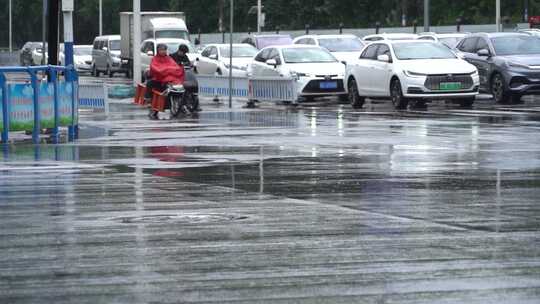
left=146, top=43, right=185, bottom=118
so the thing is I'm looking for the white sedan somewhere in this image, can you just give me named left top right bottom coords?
left=293, top=34, right=365, bottom=62
left=247, top=45, right=347, bottom=101
left=345, top=40, right=479, bottom=109
left=195, top=43, right=258, bottom=77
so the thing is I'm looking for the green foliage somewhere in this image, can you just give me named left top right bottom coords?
left=0, top=0, right=537, bottom=48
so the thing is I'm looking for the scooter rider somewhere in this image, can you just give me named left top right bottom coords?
left=170, top=44, right=191, bottom=67
left=145, top=43, right=185, bottom=118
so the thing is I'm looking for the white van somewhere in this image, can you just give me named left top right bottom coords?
left=91, top=35, right=128, bottom=77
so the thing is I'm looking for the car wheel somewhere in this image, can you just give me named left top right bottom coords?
left=216, top=69, right=222, bottom=76
left=390, top=78, right=408, bottom=110
left=169, top=95, right=182, bottom=117
left=348, top=78, right=365, bottom=109
left=92, top=64, right=99, bottom=77
left=458, top=97, right=475, bottom=108
left=491, top=73, right=510, bottom=104
left=107, top=65, right=114, bottom=78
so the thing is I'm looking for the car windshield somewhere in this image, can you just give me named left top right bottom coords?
left=256, top=36, right=293, bottom=49
left=220, top=45, right=258, bottom=58
left=282, top=48, right=337, bottom=63
left=318, top=38, right=364, bottom=52
left=74, top=47, right=92, bottom=56
left=156, top=30, right=190, bottom=40
left=491, top=36, right=540, bottom=55
left=393, top=42, right=456, bottom=60
left=166, top=42, right=194, bottom=54
left=387, top=35, right=416, bottom=40
left=439, top=37, right=462, bottom=48
left=109, top=40, right=120, bottom=51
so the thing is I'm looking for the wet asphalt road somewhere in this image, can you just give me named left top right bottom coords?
left=1, top=95, right=540, bottom=303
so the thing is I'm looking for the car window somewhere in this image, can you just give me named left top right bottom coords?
left=475, top=38, right=489, bottom=52
left=393, top=42, right=456, bottom=60
left=360, top=44, right=379, bottom=59
left=376, top=44, right=391, bottom=57
left=209, top=47, right=218, bottom=58
left=491, top=35, right=540, bottom=55
left=255, top=48, right=271, bottom=62
left=458, top=37, right=479, bottom=53
left=295, top=38, right=307, bottom=45
left=201, top=47, right=211, bottom=57
left=282, top=47, right=336, bottom=63
left=268, top=48, right=281, bottom=64
left=418, top=36, right=435, bottom=40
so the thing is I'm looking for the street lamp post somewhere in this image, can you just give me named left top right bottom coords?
left=257, top=0, right=261, bottom=33
left=423, top=0, right=430, bottom=32
left=99, top=0, right=103, bottom=36
left=496, top=0, right=501, bottom=32
left=229, top=0, right=234, bottom=108
left=9, top=0, right=12, bottom=52
left=133, top=0, right=141, bottom=84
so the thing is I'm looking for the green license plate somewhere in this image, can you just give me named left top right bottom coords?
left=439, top=82, right=462, bottom=91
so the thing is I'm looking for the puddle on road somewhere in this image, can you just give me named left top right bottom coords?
left=113, top=213, right=249, bottom=224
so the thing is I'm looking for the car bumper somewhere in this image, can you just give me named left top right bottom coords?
left=505, top=70, right=540, bottom=95
left=76, top=64, right=92, bottom=72
left=402, top=73, right=479, bottom=99
left=297, top=76, right=346, bottom=96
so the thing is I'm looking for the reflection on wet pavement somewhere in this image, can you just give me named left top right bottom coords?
left=1, top=98, right=540, bottom=303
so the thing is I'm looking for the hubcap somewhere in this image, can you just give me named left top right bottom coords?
left=392, top=83, right=400, bottom=105
left=492, top=76, right=503, bottom=101
left=349, top=81, right=356, bottom=103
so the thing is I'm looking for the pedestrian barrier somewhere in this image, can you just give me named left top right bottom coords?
left=197, top=75, right=298, bottom=103
left=78, top=81, right=109, bottom=114
left=0, top=65, right=78, bottom=144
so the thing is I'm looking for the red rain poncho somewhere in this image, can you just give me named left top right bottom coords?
left=149, top=54, right=185, bottom=84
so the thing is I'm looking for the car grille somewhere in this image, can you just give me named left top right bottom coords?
left=424, top=74, right=474, bottom=91
left=303, top=79, right=345, bottom=93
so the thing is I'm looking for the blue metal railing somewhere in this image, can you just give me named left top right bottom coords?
left=0, top=65, right=78, bottom=144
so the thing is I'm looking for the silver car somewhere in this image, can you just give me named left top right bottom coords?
left=91, top=35, right=128, bottom=77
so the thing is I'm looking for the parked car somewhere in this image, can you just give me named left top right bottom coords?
left=417, top=33, right=468, bottom=49
left=140, top=38, right=195, bottom=75
left=520, top=29, right=540, bottom=38
left=240, top=34, right=293, bottom=50
left=456, top=33, right=540, bottom=104
left=19, top=42, right=42, bottom=66
left=92, top=35, right=128, bottom=77
left=32, top=43, right=48, bottom=65
left=293, top=34, right=365, bottom=62
left=345, top=40, right=479, bottom=109
left=59, top=45, right=93, bottom=73
left=363, top=33, right=418, bottom=42
left=195, top=43, right=258, bottom=76
left=247, top=45, right=347, bottom=102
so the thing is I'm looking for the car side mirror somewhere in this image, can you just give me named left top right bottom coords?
left=477, top=49, right=490, bottom=57
left=102, top=47, right=108, bottom=52
left=377, top=54, right=391, bottom=63
left=341, top=61, right=347, bottom=65
left=266, top=59, right=278, bottom=67
left=209, top=54, right=218, bottom=60
left=146, top=51, right=154, bottom=56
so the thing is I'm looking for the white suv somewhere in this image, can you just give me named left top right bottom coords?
left=345, top=40, right=479, bottom=109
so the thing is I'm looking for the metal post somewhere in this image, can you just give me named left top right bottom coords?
left=229, top=0, right=233, bottom=109
left=305, top=24, right=310, bottom=34
left=30, top=72, right=40, bottom=144
left=1, top=73, right=9, bottom=143
left=524, top=0, right=529, bottom=23
left=9, top=0, right=12, bottom=53
left=257, top=0, right=262, bottom=33
left=42, top=0, right=47, bottom=65
left=375, top=22, right=381, bottom=34
left=496, top=0, right=501, bottom=32
left=133, top=0, right=142, bottom=84
left=423, top=0, right=430, bottom=32
left=51, top=69, right=59, bottom=143
left=99, top=0, right=103, bottom=36
left=339, top=22, right=344, bottom=34
left=47, top=0, right=59, bottom=65
left=413, top=20, right=418, bottom=33
left=63, top=0, right=74, bottom=67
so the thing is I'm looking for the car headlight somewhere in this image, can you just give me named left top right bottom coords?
left=508, top=61, right=530, bottom=69
left=403, top=70, right=427, bottom=78
left=469, top=70, right=479, bottom=76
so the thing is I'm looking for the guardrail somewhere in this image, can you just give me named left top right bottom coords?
left=0, top=65, right=78, bottom=144
left=79, top=81, right=109, bottom=114
left=197, top=75, right=298, bottom=103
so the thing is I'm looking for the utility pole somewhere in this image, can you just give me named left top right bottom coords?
left=524, top=0, right=529, bottom=23
left=47, top=0, right=59, bottom=65
left=8, top=0, right=12, bottom=52
left=62, top=0, right=74, bottom=67
left=257, top=0, right=262, bottom=33
left=99, top=0, right=103, bottom=36
left=42, top=0, right=47, bottom=65
left=496, top=0, right=501, bottom=31
left=423, top=0, right=430, bottom=32
left=133, top=0, right=142, bottom=84
left=228, top=0, right=233, bottom=108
